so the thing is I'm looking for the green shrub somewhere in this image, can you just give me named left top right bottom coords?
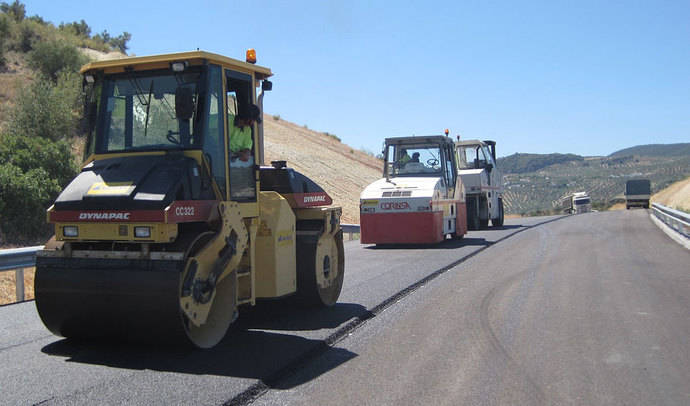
left=27, top=41, right=87, bottom=80
left=0, top=131, right=77, bottom=241
left=17, top=20, right=37, bottom=51
left=0, top=132, right=76, bottom=186
left=272, top=114, right=280, bottom=121
left=10, top=70, right=82, bottom=141
left=0, top=163, right=61, bottom=240
left=0, top=12, right=9, bottom=39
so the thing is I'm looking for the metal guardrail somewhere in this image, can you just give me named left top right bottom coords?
left=0, top=245, right=42, bottom=302
left=0, top=225, right=362, bottom=304
left=341, top=224, right=361, bottom=240
left=652, top=203, right=690, bottom=239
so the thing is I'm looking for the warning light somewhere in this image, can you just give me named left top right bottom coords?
left=444, top=129, right=449, bottom=136
left=246, top=49, right=257, bottom=64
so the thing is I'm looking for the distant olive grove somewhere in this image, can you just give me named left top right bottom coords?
left=0, top=1, right=131, bottom=243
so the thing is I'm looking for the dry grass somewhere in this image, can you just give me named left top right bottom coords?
left=0, top=267, right=35, bottom=305
left=652, top=176, right=690, bottom=212
left=609, top=202, right=626, bottom=211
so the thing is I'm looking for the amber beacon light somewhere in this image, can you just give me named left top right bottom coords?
left=246, top=48, right=257, bottom=64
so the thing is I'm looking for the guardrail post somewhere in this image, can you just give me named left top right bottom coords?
left=16, top=268, right=25, bottom=302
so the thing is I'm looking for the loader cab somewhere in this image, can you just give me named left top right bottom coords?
left=80, top=51, right=273, bottom=205
left=457, top=142, right=496, bottom=171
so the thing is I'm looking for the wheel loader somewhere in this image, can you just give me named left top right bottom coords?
left=34, top=50, right=344, bottom=349
left=455, top=139, right=504, bottom=229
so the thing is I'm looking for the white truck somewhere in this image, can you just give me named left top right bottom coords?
left=455, top=139, right=504, bottom=229
left=560, top=192, right=592, bottom=214
left=359, top=135, right=467, bottom=244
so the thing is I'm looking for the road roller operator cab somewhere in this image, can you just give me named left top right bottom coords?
left=35, top=51, right=345, bottom=349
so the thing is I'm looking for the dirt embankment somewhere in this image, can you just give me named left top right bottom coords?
left=652, top=177, right=690, bottom=212
left=263, top=117, right=382, bottom=224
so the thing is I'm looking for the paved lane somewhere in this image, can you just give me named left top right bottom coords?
left=1, top=217, right=550, bottom=405
left=256, top=210, right=690, bottom=405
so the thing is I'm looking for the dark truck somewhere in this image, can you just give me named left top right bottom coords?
left=625, top=179, right=651, bottom=209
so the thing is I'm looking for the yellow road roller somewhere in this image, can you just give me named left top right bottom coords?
left=35, top=50, right=344, bottom=348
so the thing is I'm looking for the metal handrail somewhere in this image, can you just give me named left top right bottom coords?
left=652, top=203, right=690, bottom=239
left=0, top=246, right=42, bottom=303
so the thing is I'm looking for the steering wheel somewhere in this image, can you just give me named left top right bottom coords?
left=426, top=158, right=439, bottom=166
left=166, top=130, right=181, bottom=145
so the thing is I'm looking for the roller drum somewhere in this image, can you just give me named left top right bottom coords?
left=35, top=256, right=188, bottom=344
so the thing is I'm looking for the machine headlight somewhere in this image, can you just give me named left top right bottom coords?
left=63, top=226, right=78, bottom=237
left=134, top=226, right=151, bottom=238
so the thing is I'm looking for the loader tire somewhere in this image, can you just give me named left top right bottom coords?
left=467, top=198, right=480, bottom=231
left=492, top=198, right=504, bottom=227
left=296, top=230, right=344, bottom=307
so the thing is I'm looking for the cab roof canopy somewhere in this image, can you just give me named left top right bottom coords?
left=385, top=135, right=455, bottom=146
left=80, top=50, right=272, bottom=80
left=456, top=139, right=488, bottom=147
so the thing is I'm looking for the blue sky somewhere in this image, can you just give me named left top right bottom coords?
left=26, top=0, right=690, bottom=157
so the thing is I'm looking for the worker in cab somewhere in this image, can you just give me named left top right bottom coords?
left=229, top=104, right=261, bottom=166
left=397, top=148, right=411, bottom=168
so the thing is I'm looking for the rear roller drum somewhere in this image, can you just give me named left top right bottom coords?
left=296, top=230, right=345, bottom=306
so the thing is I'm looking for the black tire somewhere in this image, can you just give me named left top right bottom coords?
left=453, top=204, right=465, bottom=239
left=478, top=197, right=489, bottom=229
left=467, top=198, right=480, bottom=231
left=296, top=230, right=345, bottom=307
left=492, top=198, right=504, bottom=227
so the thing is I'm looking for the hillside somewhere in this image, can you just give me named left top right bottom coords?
left=609, top=143, right=690, bottom=158
left=500, top=150, right=690, bottom=215
left=652, top=177, right=690, bottom=212
left=498, top=153, right=584, bottom=174
left=263, top=118, right=382, bottom=224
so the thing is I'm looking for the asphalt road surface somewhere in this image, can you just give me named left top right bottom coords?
left=1, top=210, right=688, bottom=405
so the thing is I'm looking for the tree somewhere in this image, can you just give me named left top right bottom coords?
left=27, top=41, right=88, bottom=82
left=0, top=0, right=25, bottom=22
left=59, top=19, right=91, bottom=38
left=109, top=31, right=131, bottom=54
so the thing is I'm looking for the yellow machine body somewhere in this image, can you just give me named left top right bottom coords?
left=34, top=51, right=345, bottom=349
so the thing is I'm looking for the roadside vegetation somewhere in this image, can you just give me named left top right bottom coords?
left=0, top=1, right=131, bottom=244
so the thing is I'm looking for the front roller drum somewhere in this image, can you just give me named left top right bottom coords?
left=35, top=254, right=238, bottom=349
left=35, top=256, right=188, bottom=344
left=296, top=229, right=345, bottom=306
